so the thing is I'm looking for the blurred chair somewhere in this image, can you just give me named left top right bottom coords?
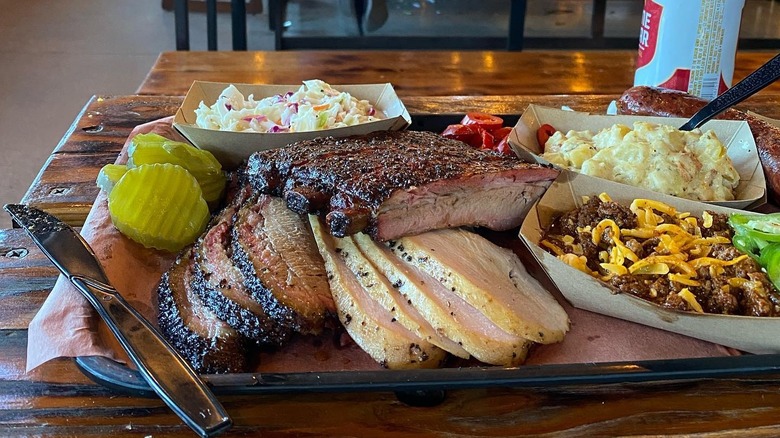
left=171, top=0, right=257, bottom=50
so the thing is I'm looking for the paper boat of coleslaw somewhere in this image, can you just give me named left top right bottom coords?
left=508, top=104, right=766, bottom=209
left=174, top=81, right=412, bottom=169
left=519, top=170, right=780, bottom=354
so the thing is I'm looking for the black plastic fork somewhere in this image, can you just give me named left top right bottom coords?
left=680, top=51, right=780, bottom=131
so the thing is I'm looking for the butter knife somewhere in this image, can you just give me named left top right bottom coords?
left=4, top=204, right=232, bottom=438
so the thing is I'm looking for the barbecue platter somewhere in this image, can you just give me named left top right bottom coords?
left=153, top=129, right=570, bottom=373
left=69, top=83, right=780, bottom=378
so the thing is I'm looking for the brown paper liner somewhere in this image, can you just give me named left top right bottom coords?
left=25, top=116, right=736, bottom=374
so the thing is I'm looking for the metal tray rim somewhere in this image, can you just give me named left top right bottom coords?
left=76, top=353, right=780, bottom=398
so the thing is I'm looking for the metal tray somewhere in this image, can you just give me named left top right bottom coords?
left=76, top=354, right=780, bottom=402
left=75, top=113, right=780, bottom=402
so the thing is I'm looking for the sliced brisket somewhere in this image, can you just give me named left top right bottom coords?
left=231, top=194, right=335, bottom=335
left=246, top=130, right=558, bottom=241
left=192, top=188, right=291, bottom=345
left=157, top=248, right=248, bottom=374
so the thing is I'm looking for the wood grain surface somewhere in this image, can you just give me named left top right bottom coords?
left=138, top=50, right=780, bottom=97
left=21, top=93, right=780, bottom=227
left=0, top=229, right=58, bottom=330
left=7, top=92, right=780, bottom=437
left=7, top=49, right=780, bottom=436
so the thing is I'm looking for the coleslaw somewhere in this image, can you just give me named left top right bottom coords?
left=194, top=80, right=381, bottom=133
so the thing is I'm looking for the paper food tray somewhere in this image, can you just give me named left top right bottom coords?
left=519, top=170, right=780, bottom=354
left=509, top=104, right=766, bottom=209
left=173, top=81, right=412, bottom=169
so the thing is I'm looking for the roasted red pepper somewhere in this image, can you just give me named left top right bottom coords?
left=536, top=123, right=557, bottom=149
left=442, top=114, right=515, bottom=155
left=495, top=136, right=513, bottom=155
left=441, top=123, right=483, bottom=148
left=479, top=129, right=495, bottom=150
left=491, top=127, right=512, bottom=142
left=461, top=113, right=504, bottom=132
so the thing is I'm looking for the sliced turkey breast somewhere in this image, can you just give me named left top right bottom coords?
left=390, top=228, right=569, bottom=344
left=352, top=232, right=533, bottom=366
left=309, top=215, right=447, bottom=369
left=334, top=234, right=470, bottom=358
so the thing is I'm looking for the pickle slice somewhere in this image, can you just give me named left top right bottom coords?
left=96, top=164, right=128, bottom=194
left=129, top=132, right=169, bottom=147
left=128, top=135, right=226, bottom=205
left=108, top=163, right=210, bottom=252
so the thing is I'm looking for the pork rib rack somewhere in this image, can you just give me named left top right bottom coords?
left=246, top=130, right=559, bottom=241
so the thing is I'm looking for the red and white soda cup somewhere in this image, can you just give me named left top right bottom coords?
left=633, top=0, right=745, bottom=100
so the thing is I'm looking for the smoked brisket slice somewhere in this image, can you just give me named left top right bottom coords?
left=157, top=248, right=248, bottom=374
left=246, top=130, right=559, bottom=240
left=192, top=188, right=291, bottom=345
left=231, top=194, right=335, bottom=335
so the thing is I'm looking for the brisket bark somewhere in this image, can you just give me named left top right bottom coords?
left=246, top=130, right=559, bottom=241
left=157, top=248, right=248, bottom=374
left=191, top=188, right=292, bottom=345
left=231, top=194, right=336, bottom=335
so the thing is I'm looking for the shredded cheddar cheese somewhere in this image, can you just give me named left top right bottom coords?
left=669, top=273, right=701, bottom=287
left=678, top=288, right=704, bottom=313
left=559, top=253, right=596, bottom=276
left=540, top=239, right=565, bottom=256
left=592, top=219, right=621, bottom=245
left=630, top=199, right=677, bottom=217
left=542, top=193, right=758, bottom=314
left=702, top=211, right=714, bottom=228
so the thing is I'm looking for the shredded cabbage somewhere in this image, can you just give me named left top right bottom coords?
left=194, top=79, right=381, bottom=133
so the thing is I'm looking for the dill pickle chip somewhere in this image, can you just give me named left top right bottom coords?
left=128, top=134, right=226, bottom=206
left=96, top=164, right=128, bottom=194
left=108, top=163, right=210, bottom=252
left=129, top=132, right=169, bottom=147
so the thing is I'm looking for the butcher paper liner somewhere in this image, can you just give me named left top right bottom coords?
left=25, top=118, right=736, bottom=374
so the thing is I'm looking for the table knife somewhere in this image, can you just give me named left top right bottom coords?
left=4, top=204, right=232, bottom=438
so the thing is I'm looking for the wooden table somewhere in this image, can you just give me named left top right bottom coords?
left=6, top=50, right=780, bottom=437
left=138, top=50, right=780, bottom=97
